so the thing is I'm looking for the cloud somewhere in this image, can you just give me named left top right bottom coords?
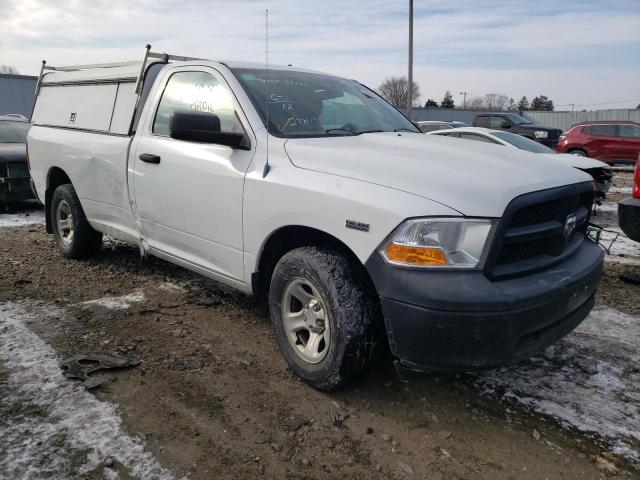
left=1, top=0, right=638, bottom=109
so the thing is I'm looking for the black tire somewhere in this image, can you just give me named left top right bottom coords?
left=569, top=148, right=587, bottom=157
left=51, top=184, right=102, bottom=259
left=269, top=246, right=380, bottom=391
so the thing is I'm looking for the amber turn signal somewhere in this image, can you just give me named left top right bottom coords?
left=385, top=244, right=447, bottom=266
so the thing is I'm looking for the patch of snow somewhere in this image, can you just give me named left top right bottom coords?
left=591, top=200, right=640, bottom=265
left=600, top=229, right=640, bottom=265
left=475, top=306, right=640, bottom=464
left=0, top=210, right=45, bottom=227
left=0, top=301, right=177, bottom=479
left=78, top=292, right=146, bottom=310
left=608, top=186, right=633, bottom=195
left=158, top=282, right=186, bottom=294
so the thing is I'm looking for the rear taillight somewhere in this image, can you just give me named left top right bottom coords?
left=633, top=154, right=640, bottom=199
left=25, top=141, right=31, bottom=171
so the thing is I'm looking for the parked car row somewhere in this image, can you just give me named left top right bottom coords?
left=416, top=113, right=640, bottom=167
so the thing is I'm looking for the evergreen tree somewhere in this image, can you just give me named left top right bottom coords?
left=441, top=91, right=455, bottom=108
left=424, top=99, right=438, bottom=107
left=531, top=95, right=554, bottom=111
left=517, top=96, right=529, bottom=111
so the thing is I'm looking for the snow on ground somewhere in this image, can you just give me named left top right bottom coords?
left=592, top=201, right=640, bottom=265
left=0, top=300, right=177, bottom=480
left=608, top=186, right=634, bottom=195
left=77, top=292, right=146, bottom=311
left=475, top=306, right=640, bottom=464
left=158, top=282, right=187, bottom=294
left=0, top=210, right=45, bottom=228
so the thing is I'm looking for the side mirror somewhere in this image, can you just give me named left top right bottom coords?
left=501, top=121, right=511, bottom=129
left=170, top=111, right=250, bottom=150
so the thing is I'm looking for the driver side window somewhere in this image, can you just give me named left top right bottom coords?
left=153, top=71, right=243, bottom=137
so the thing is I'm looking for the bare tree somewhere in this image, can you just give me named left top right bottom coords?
left=378, top=77, right=420, bottom=109
left=468, top=97, right=485, bottom=110
left=484, top=93, right=510, bottom=111
left=0, top=65, right=19, bottom=74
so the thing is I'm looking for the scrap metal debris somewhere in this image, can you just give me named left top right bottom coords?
left=329, top=401, right=349, bottom=427
left=619, top=270, right=640, bottom=285
left=60, top=355, right=140, bottom=389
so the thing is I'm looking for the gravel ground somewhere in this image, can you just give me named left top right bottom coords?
left=1, top=174, right=639, bottom=479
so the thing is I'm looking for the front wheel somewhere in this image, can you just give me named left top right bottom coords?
left=269, top=246, right=380, bottom=391
left=51, top=184, right=102, bottom=259
left=569, top=149, right=587, bottom=157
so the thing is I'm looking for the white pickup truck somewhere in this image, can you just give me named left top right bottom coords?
left=28, top=47, right=604, bottom=390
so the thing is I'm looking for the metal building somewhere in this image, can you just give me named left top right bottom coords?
left=0, top=74, right=37, bottom=119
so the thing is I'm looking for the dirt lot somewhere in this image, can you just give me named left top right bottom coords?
left=1, top=173, right=639, bottom=479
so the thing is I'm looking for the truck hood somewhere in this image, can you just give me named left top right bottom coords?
left=0, top=143, right=27, bottom=164
left=284, top=132, right=593, bottom=217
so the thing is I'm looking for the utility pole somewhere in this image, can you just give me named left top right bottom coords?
left=459, top=91, right=468, bottom=109
left=407, top=0, right=413, bottom=119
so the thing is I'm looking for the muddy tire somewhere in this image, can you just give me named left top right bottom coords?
left=269, top=246, right=380, bottom=391
left=51, top=184, right=102, bottom=259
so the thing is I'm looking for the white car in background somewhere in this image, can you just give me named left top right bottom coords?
left=416, top=120, right=468, bottom=133
left=429, top=127, right=612, bottom=199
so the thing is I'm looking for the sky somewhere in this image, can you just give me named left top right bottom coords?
left=0, top=0, right=639, bottom=110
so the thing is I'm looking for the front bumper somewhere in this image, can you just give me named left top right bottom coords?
left=366, top=239, right=603, bottom=372
left=619, top=196, right=640, bottom=243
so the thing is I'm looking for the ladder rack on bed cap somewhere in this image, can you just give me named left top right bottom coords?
left=34, top=44, right=206, bottom=96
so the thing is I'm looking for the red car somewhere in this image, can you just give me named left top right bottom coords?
left=557, top=120, right=640, bottom=165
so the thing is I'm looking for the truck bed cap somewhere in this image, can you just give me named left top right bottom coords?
left=42, top=63, right=143, bottom=85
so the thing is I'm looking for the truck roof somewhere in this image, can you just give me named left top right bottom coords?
left=41, top=58, right=330, bottom=86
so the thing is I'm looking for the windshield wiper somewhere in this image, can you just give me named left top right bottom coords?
left=325, top=128, right=384, bottom=136
left=325, top=128, right=358, bottom=135
left=394, top=127, right=418, bottom=132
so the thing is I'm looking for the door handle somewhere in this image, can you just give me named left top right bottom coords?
left=139, top=153, right=161, bottom=164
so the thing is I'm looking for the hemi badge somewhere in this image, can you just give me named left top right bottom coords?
left=346, top=220, right=370, bottom=232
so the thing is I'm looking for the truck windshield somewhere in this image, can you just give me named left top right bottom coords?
left=493, top=131, right=555, bottom=153
left=232, top=68, right=419, bottom=138
left=0, top=121, right=30, bottom=143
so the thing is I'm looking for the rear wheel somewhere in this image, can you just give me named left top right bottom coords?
left=51, top=184, right=102, bottom=259
left=269, top=246, right=380, bottom=391
left=569, top=148, right=587, bottom=156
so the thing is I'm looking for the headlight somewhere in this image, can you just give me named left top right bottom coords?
left=381, top=218, right=496, bottom=269
left=534, top=130, right=549, bottom=139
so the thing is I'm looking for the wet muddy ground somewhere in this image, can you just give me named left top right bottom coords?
left=1, top=173, right=639, bottom=479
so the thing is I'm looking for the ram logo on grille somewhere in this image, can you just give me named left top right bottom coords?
left=564, top=213, right=577, bottom=238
